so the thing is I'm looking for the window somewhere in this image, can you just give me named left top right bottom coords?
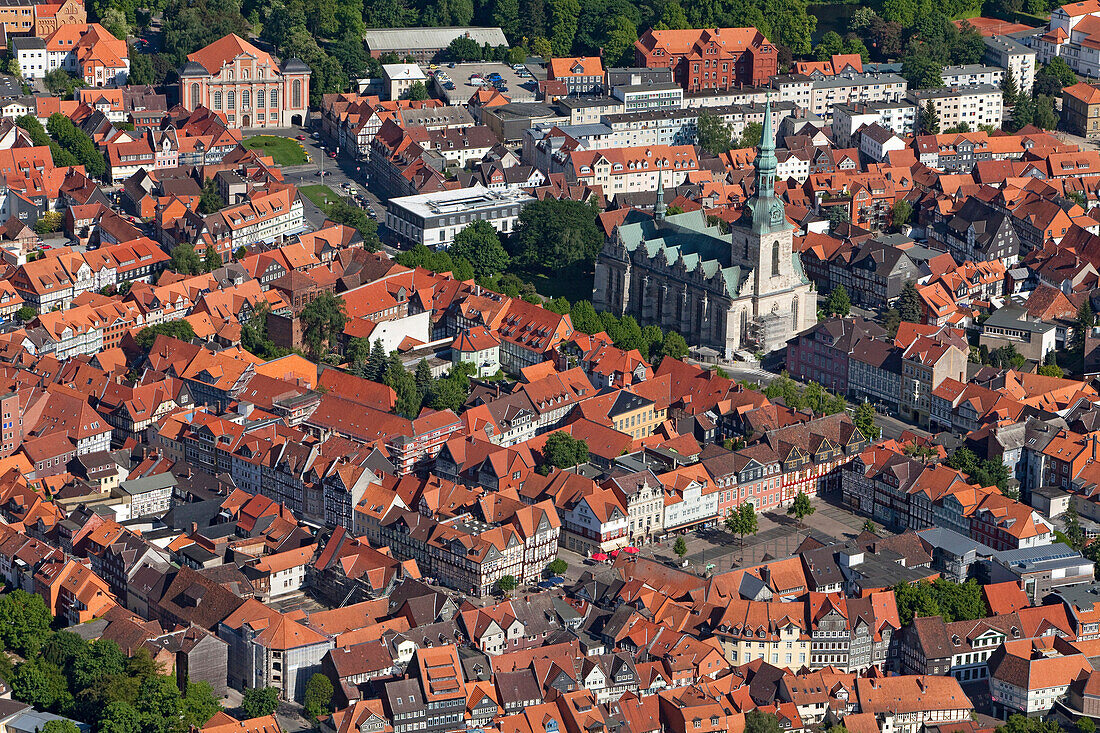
left=190, top=82, right=199, bottom=104
left=256, top=88, right=265, bottom=108
left=213, top=91, right=222, bottom=109
left=242, top=89, right=250, bottom=108
left=292, top=79, right=302, bottom=108
left=227, top=90, right=236, bottom=109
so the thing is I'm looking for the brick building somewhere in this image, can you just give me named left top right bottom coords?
left=633, top=27, right=777, bottom=92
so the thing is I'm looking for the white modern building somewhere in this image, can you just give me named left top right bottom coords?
left=984, top=35, right=1036, bottom=96
left=385, top=184, right=534, bottom=248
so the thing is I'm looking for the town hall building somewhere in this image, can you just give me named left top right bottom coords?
left=592, top=101, right=817, bottom=357
left=177, top=34, right=311, bottom=129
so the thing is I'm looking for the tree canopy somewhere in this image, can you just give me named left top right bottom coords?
left=512, top=199, right=603, bottom=270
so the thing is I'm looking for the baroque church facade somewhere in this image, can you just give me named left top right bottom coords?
left=592, top=101, right=817, bottom=358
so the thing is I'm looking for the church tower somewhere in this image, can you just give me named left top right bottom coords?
left=731, top=98, right=797, bottom=297
left=727, top=98, right=816, bottom=353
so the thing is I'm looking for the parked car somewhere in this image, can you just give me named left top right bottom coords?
left=296, top=134, right=305, bottom=140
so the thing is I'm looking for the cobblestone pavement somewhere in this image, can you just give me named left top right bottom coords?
left=633, top=494, right=891, bottom=574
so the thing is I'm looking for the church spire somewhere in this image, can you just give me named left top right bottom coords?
left=655, top=168, right=666, bottom=222
left=742, top=96, right=789, bottom=235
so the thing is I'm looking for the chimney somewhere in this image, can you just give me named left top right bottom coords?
left=190, top=522, right=198, bottom=534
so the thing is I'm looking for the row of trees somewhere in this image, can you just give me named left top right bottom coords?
left=0, top=590, right=221, bottom=733
left=762, top=372, right=847, bottom=415
left=548, top=298, right=689, bottom=364
left=696, top=112, right=763, bottom=157
left=346, top=337, right=480, bottom=415
left=945, top=446, right=1015, bottom=497
left=892, top=578, right=988, bottom=625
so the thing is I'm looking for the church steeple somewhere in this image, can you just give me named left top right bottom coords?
left=655, top=168, right=666, bottom=222
left=742, top=97, right=790, bottom=235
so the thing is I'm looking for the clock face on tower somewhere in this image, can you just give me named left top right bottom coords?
left=770, top=200, right=785, bottom=226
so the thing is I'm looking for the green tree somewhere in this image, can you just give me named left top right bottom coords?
left=405, top=81, right=429, bottom=101
left=735, top=122, right=764, bottom=149
left=548, top=0, right=580, bottom=55
left=787, top=491, right=815, bottom=528
left=448, top=36, right=482, bottom=61
left=724, top=503, right=758, bottom=551
left=241, top=687, right=279, bottom=719
left=100, top=7, right=130, bottom=39
left=1037, top=363, right=1065, bottom=378
left=198, top=178, right=225, bottom=215
left=918, top=100, right=940, bottom=134
left=10, top=658, right=71, bottom=712
left=182, top=681, right=221, bottom=728
left=542, top=432, right=589, bottom=469
left=547, top=558, right=568, bottom=575
left=862, top=519, right=877, bottom=534
left=1035, top=57, right=1077, bottom=97
left=98, top=701, right=143, bottom=733
left=656, top=0, right=689, bottom=28
left=451, top=220, right=510, bottom=278
left=169, top=243, right=203, bottom=275
left=300, top=292, right=347, bottom=358
left=135, top=320, right=197, bottom=349
left=16, top=305, right=35, bottom=322
left=602, top=15, right=637, bottom=67
left=744, top=709, right=784, bottom=733
left=41, top=721, right=81, bottom=733
left=823, top=286, right=851, bottom=317
left=303, top=673, right=334, bottom=720
left=41, top=631, right=87, bottom=669
left=414, top=358, right=433, bottom=399
left=656, top=331, right=689, bottom=364
left=35, top=211, right=63, bottom=234
left=1065, top=500, right=1086, bottom=551
left=569, top=300, right=603, bottom=334
left=891, top=199, right=913, bottom=232
left=1034, top=94, right=1059, bottom=131
left=513, top=198, right=602, bottom=269
left=204, top=245, right=221, bottom=272
left=988, top=344, right=1026, bottom=370
left=492, top=0, right=520, bottom=38
left=497, top=574, right=517, bottom=594
left=898, top=280, right=923, bottom=324
left=893, top=579, right=987, bottom=625
left=854, top=401, right=880, bottom=440
left=827, top=205, right=849, bottom=232
left=127, top=49, right=155, bottom=85
left=47, top=113, right=104, bottom=178
left=0, top=590, right=53, bottom=656
left=1078, top=718, right=1097, bottom=733
left=673, top=535, right=688, bottom=559
left=135, top=674, right=184, bottom=733
left=695, top=110, right=733, bottom=155
left=903, top=57, right=945, bottom=91
left=366, top=338, right=388, bottom=382
left=1011, top=93, right=1035, bottom=131
left=1001, top=70, right=1019, bottom=107
left=43, top=69, right=85, bottom=97
left=1077, top=300, right=1097, bottom=352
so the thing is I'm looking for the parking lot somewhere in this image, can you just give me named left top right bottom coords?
left=432, top=62, right=538, bottom=104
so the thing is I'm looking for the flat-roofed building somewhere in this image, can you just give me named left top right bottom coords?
left=385, top=184, right=534, bottom=248
left=363, top=26, right=508, bottom=61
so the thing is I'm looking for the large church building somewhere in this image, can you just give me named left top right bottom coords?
left=178, top=34, right=311, bottom=129
left=592, top=101, right=817, bottom=358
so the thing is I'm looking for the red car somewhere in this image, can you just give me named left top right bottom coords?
left=328, top=151, right=337, bottom=159
left=296, top=135, right=305, bottom=140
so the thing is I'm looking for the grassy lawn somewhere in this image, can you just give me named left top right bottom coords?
left=242, top=135, right=308, bottom=166
left=514, top=261, right=595, bottom=303
left=299, top=185, right=338, bottom=209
